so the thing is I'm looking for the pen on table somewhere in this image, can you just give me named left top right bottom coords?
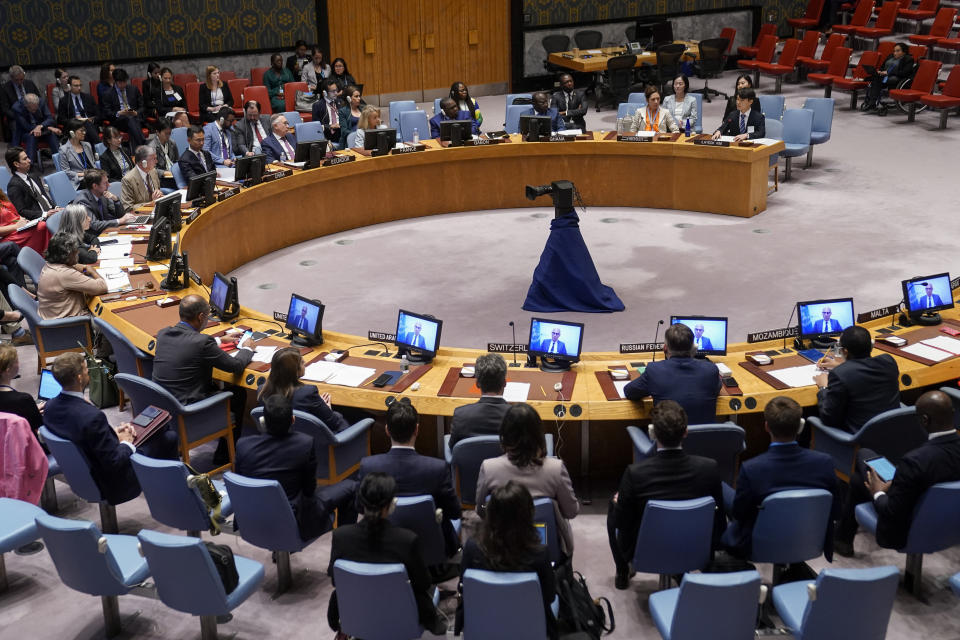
left=540, top=385, right=546, bottom=397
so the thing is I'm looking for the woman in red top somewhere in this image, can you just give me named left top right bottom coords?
left=0, top=188, right=49, bottom=254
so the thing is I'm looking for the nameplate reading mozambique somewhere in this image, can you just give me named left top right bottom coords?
left=487, top=343, right=529, bottom=354
left=617, top=135, right=652, bottom=143
left=747, top=326, right=798, bottom=343
left=273, top=311, right=288, bottom=322
left=620, top=342, right=664, bottom=353
left=693, top=139, right=729, bottom=147
left=323, top=155, right=356, bottom=167
left=390, top=145, right=424, bottom=155
left=857, top=305, right=899, bottom=324
left=368, top=331, right=396, bottom=342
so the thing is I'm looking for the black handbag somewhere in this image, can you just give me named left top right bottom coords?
left=204, top=542, right=239, bottom=594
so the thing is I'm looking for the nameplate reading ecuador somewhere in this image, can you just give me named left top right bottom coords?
left=487, top=343, right=529, bottom=354
left=747, top=326, right=798, bottom=343
left=620, top=342, right=664, bottom=353
left=368, top=331, right=397, bottom=342
left=617, top=135, right=652, bottom=143
left=322, top=155, right=356, bottom=167
left=857, top=304, right=899, bottom=324
left=693, top=139, right=729, bottom=147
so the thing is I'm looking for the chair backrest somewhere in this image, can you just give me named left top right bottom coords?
left=95, top=141, right=107, bottom=156
left=333, top=560, right=423, bottom=640
left=765, top=118, right=784, bottom=141
left=755, top=35, right=779, bottom=64
left=433, top=97, right=442, bottom=116
left=574, top=30, right=603, bottom=49
left=17, top=246, right=46, bottom=284
left=44, top=210, right=62, bottom=234
left=909, top=44, right=928, bottom=59
left=505, top=103, right=529, bottom=134
left=533, top=497, right=561, bottom=565
left=34, top=513, right=130, bottom=596
left=826, top=47, right=853, bottom=76
left=910, top=59, right=943, bottom=93
left=698, top=38, right=730, bottom=75
left=389, top=100, right=417, bottom=130
left=450, top=435, right=503, bottom=506
left=346, top=131, right=358, bottom=148
left=608, top=55, right=638, bottom=91
left=802, top=97, right=836, bottom=134
left=174, top=73, right=197, bottom=87
left=719, top=28, right=736, bottom=53
left=219, top=71, right=237, bottom=81
left=505, top=93, right=533, bottom=112
left=617, top=102, right=644, bottom=120
left=819, top=33, right=846, bottom=61
left=856, top=406, right=926, bottom=464
left=753, top=23, right=777, bottom=48
left=873, top=0, right=900, bottom=29
left=245, top=407, right=341, bottom=480
left=691, top=92, right=704, bottom=133
left=43, top=171, right=76, bottom=208
left=250, top=67, right=269, bottom=86
left=295, top=120, right=326, bottom=143
left=399, top=110, right=429, bottom=142
left=632, top=496, right=716, bottom=575
left=93, top=317, right=153, bottom=379
left=130, top=453, right=211, bottom=532
left=223, top=472, right=306, bottom=551
left=759, top=94, right=786, bottom=120
left=89, top=80, right=99, bottom=102
left=850, top=0, right=875, bottom=26
left=242, top=85, right=271, bottom=114
left=941, top=65, right=960, bottom=98
left=912, top=0, right=938, bottom=12
left=112, top=373, right=182, bottom=416
left=776, top=38, right=801, bottom=67
left=804, top=0, right=826, bottom=20
left=284, top=81, right=308, bottom=112
left=8, top=284, right=41, bottom=333
left=170, top=126, right=189, bottom=156
left=683, top=423, right=746, bottom=487
left=751, top=488, right=832, bottom=563
left=902, top=480, right=960, bottom=553
left=668, top=571, right=763, bottom=640
left=107, top=181, right=122, bottom=198
left=389, top=495, right=448, bottom=566
left=929, top=7, right=957, bottom=36
left=228, top=78, right=250, bottom=102
left=184, top=82, right=201, bottom=116
left=37, top=425, right=104, bottom=503
left=797, top=566, right=900, bottom=640
left=281, top=110, right=302, bottom=128
left=51, top=151, right=61, bottom=173
left=798, top=30, right=822, bottom=59
left=853, top=51, right=881, bottom=78
left=0, top=166, right=10, bottom=192
left=655, top=44, right=685, bottom=79
left=542, top=34, right=570, bottom=55
left=876, top=40, right=896, bottom=63
left=626, top=92, right=648, bottom=106
left=463, top=569, right=547, bottom=639
left=170, top=163, right=187, bottom=189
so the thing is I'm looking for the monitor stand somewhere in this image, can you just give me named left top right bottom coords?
left=899, top=311, right=942, bottom=327
left=539, top=356, right=571, bottom=373
left=401, top=348, right=433, bottom=365
left=810, top=336, right=838, bottom=350
left=291, top=334, right=321, bottom=347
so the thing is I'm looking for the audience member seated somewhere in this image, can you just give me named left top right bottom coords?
left=629, top=84, right=679, bottom=134
left=120, top=145, right=163, bottom=211
left=264, top=53, right=295, bottom=114
left=813, top=325, right=900, bottom=433
left=550, top=73, right=586, bottom=130
left=177, top=125, right=217, bottom=180
left=429, top=98, right=479, bottom=139
left=723, top=74, right=759, bottom=119
left=100, top=68, right=146, bottom=147
left=38, top=232, right=106, bottom=319
left=141, top=62, right=163, bottom=119
left=50, top=68, right=70, bottom=112
left=457, top=481, right=557, bottom=638
left=338, top=86, right=363, bottom=148
left=286, top=40, right=311, bottom=78
left=96, top=63, right=115, bottom=103
left=203, top=107, right=239, bottom=166
left=663, top=74, right=698, bottom=132
left=58, top=119, right=98, bottom=187
left=99, top=126, right=134, bottom=182
left=623, top=322, right=721, bottom=425
left=0, top=185, right=48, bottom=254
left=73, top=169, right=135, bottom=229
left=521, top=91, right=564, bottom=132
left=199, top=66, right=234, bottom=124
left=13, top=93, right=61, bottom=163
left=154, top=67, right=187, bottom=121
left=450, top=81, right=483, bottom=127
left=43, top=352, right=178, bottom=505
left=0, top=344, right=42, bottom=437
left=360, top=398, right=462, bottom=563
left=722, top=396, right=842, bottom=559
left=327, top=472, right=447, bottom=637
left=55, top=75, right=100, bottom=143
left=257, top=346, right=351, bottom=432
left=476, top=403, right=580, bottom=558
left=56, top=205, right=101, bottom=265
left=302, top=47, right=331, bottom=91
left=861, top=42, right=913, bottom=113
left=312, top=78, right=343, bottom=145
left=149, top=118, right=180, bottom=175
left=713, top=87, right=765, bottom=142
left=235, top=100, right=272, bottom=156
left=450, top=353, right=510, bottom=447
left=835, top=390, right=960, bottom=556
left=353, top=105, right=383, bottom=148
left=4, top=146, right=58, bottom=220
left=607, top=400, right=726, bottom=590
left=151, top=294, right=254, bottom=465
left=329, top=58, right=357, bottom=98
left=1, top=66, right=41, bottom=137
left=262, top=113, right=298, bottom=163
left=236, top=394, right=358, bottom=540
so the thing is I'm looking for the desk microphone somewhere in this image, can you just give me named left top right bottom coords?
left=508, top=321, right=520, bottom=367
left=651, top=319, right=664, bottom=361
left=341, top=342, right=391, bottom=358
left=124, top=251, right=150, bottom=261
left=782, top=304, right=797, bottom=353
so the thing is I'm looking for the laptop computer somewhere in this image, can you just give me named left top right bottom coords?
left=38, top=368, right=62, bottom=402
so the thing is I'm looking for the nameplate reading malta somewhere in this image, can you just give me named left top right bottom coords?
left=620, top=342, right=664, bottom=353
left=857, top=304, right=899, bottom=324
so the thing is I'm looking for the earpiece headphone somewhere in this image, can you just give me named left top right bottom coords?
left=257, top=416, right=266, bottom=433
left=140, top=159, right=148, bottom=168
left=69, top=130, right=76, bottom=139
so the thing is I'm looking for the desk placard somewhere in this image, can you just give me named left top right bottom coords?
left=462, top=138, right=503, bottom=146
left=487, top=343, right=528, bottom=354
left=620, top=342, right=663, bottom=353
left=390, top=144, right=426, bottom=155
left=693, top=138, right=730, bottom=147
left=273, top=311, right=288, bottom=323
left=616, top=135, right=652, bottom=143
left=368, top=330, right=396, bottom=342
left=747, top=326, right=798, bottom=343
left=655, top=133, right=683, bottom=142
left=857, top=304, right=899, bottom=324
left=547, top=135, right=577, bottom=142
left=322, top=154, right=356, bottom=167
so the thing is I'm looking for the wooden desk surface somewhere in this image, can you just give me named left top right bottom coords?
left=548, top=42, right=699, bottom=73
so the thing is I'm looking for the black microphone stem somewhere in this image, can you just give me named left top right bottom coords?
left=651, top=319, right=664, bottom=362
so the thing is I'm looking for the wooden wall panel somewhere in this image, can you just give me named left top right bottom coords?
left=420, top=2, right=467, bottom=94
left=464, top=0, right=511, bottom=86
left=328, top=0, right=382, bottom=96
left=373, top=0, right=423, bottom=95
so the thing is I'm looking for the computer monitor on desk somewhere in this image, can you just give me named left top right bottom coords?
left=440, top=119, right=473, bottom=146
left=234, top=153, right=266, bottom=185
left=210, top=272, right=239, bottom=322
left=797, top=298, right=854, bottom=348
left=153, top=191, right=182, bottom=232
left=294, top=140, right=329, bottom=168
left=395, top=309, right=442, bottom=364
left=671, top=316, right=728, bottom=357
left=285, top=293, right=325, bottom=347
left=902, top=272, right=953, bottom=325
left=528, top=317, right=584, bottom=372
left=518, top=115, right=552, bottom=142
left=186, top=170, right=217, bottom=207
left=363, top=128, right=398, bottom=156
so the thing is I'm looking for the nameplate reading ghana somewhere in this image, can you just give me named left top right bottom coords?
left=747, top=326, right=798, bottom=343
left=548, top=135, right=576, bottom=142
left=273, top=311, right=288, bottom=322
left=693, top=139, right=730, bottom=147
left=487, top=343, right=529, bottom=354
left=369, top=330, right=397, bottom=342
left=620, top=342, right=664, bottom=353
left=616, top=135, right=652, bottom=143
left=857, top=304, right=899, bottom=324
left=323, top=155, right=356, bottom=167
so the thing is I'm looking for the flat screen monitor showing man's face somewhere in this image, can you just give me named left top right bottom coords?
left=902, top=272, right=954, bottom=315
left=797, top=298, right=855, bottom=338
left=395, top=310, right=441, bottom=355
left=528, top=318, right=584, bottom=360
left=670, top=316, right=728, bottom=356
left=285, top=294, right=323, bottom=341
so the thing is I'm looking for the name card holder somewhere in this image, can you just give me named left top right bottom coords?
left=322, top=154, right=357, bottom=167
left=617, top=135, right=652, bottom=142
left=390, top=144, right=427, bottom=155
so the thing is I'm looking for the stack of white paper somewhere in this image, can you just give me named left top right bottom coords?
left=902, top=343, right=952, bottom=362
left=302, top=361, right=377, bottom=387
left=96, top=268, right=131, bottom=293
left=752, top=138, right=780, bottom=146
left=98, top=258, right=134, bottom=269
left=768, top=364, right=821, bottom=388
left=503, top=382, right=530, bottom=402
left=98, top=244, right=132, bottom=260
left=614, top=380, right=630, bottom=399
left=251, top=345, right=278, bottom=364
left=216, top=167, right=236, bottom=182
left=920, top=336, right=960, bottom=356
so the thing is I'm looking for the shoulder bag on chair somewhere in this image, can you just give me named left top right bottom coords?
left=79, top=343, right=119, bottom=409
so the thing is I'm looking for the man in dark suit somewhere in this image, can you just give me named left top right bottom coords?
left=813, top=325, right=900, bottom=433
left=360, top=399, right=462, bottom=559
left=152, top=294, right=255, bottom=463
left=624, top=323, right=721, bottom=425
left=43, top=352, right=178, bottom=506
left=4, top=146, right=58, bottom=220
left=261, top=113, right=298, bottom=163
left=608, top=400, right=726, bottom=589
left=177, top=125, right=217, bottom=181
left=722, top=396, right=842, bottom=559
left=916, top=282, right=944, bottom=310
left=520, top=91, right=565, bottom=132
left=551, top=73, right=587, bottom=130
left=811, top=307, right=843, bottom=334
left=836, top=390, right=960, bottom=556
left=1, top=65, right=40, bottom=141
left=286, top=40, right=310, bottom=78
left=401, top=320, right=428, bottom=350
left=713, top=87, right=765, bottom=141
left=56, top=75, right=100, bottom=142
left=236, top=395, right=357, bottom=540
left=73, top=169, right=134, bottom=229
left=202, top=107, right=238, bottom=167
left=312, top=79, right=343, bottom=145
left=234, top=100, right=273, bottom=156
left=428, top=98, right=480, bottom=139
left=450, top=354, right=510, bottom=446
left=538, top=327, right=567, bottom=355
left=99, top=68, right=146, bottom=146
left=692, top=323, right=714, bottom=352
left=13, top=93, right=61, bottom=163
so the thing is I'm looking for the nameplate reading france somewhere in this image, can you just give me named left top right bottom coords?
left=693, top=138, right=729, bottom=147
left=487, top=343, right=528, bottom=354
left=620, top=342, right=663, bottom=353
left=391, top=145, right=424, bottom=155
left=617, top=135, right=652, bottom=143
left=746, top=326, right=798, bottom=344
left=323, top=155, right=356, bottom=167
left=368, top=330, right=396, bottom=342
left=857, top=305, right=899, bottom=324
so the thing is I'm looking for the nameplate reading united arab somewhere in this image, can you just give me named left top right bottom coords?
left=368, top=331, right=396, bottom=342
left=693, top=139, right=729, bottom=147
left=273, top=311, right=288, bottom=322
left=487, top=343, right=529, bottom=354
left=747, top=326, right=798, bottom=343
left=620, top=342, right=664, bottom=353
left=857, top=305, right=899, bottom=324
left=323, top=155, right=356, bottom=167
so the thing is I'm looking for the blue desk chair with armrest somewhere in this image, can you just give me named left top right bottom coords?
left=631, top=497, right=717, bottom=590
left=649, top=570, right=764, bottom=640
left=758, top=94, right=786, bottom=121
left=9, top=285, right=94, bottom=373
left=802, top=97, right=834, bottom=167
left=463, top=569, right=559, bottom=639
left=626, top=422, right=745, bottom=486
left=505, top=104, right=528, bottom=134
left=333, top=559, right=437, bottom=640
left=766, top=118, right=784, bottom=190
left=617, top=101, right=645, bottom=123
left=16, top=246, right=45, bottom=285
left=399, top=110, right=429, bottom=142
left=780, top=108, right=813, bottom=181
left=0, top=498, right=46, bottom=593
left=750, top=489, right=833, bottom=585
left=389, top=495, right=461, bottom=570
left=170, top=163, right=187, bottom=188
left=43, top=171, right=77, bottom=208
left=389, top=100, right=417, bottom=131
left=626, top=92, right=648, bottom=106
left=295, top=120, right=325, bottom=143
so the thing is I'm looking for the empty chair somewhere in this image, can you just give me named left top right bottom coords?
left=333, top=559, right=434, bottom=640
left=9, top=285, right=93, bottom=373
left=43, top=171, right=76, bottom=208
left=693, top=37, right=731, bottom=102
left=35, top=513, right=150, bottom=638
left=798, top=33, right=846, bottom=74
left=780, top=107, right=814, bottom=181
left=173, top=72, right=196, bottom=87
left=295, top=120, right=325, bottom=142
left=737, top=35, right=779, bottom=86
left=756, top=38, right=802, bottom=93
left=389, top=495, right=460, bottom=568
left=16, top=245, right=45, bottom=284
left=788, top=0, right=827, bottom=37
left=627, top=423, right=745, bottom=486
left=738, top=23, right=777, bottom=58
left=750, top=489, right=833, bottom=584
left=899, top=0, right=940, bottom=29
left=597, top=54, right=638, bottom=110
left=505, top=103, right=529, bottom=134
left=758, top=94, right=786, bottom=120
left=834, top=0, right=875, bottom=35
left=793, top=30, right=823, bottom=79
left=772, top=566, right=899, bottom=640
left=802, top=97, right=835, bottom=166
left=649, top=570, right=764, bottom=640
left=655, top=43, right=687, bottom=93
left=920, top=65, right=960, bottom=128
left=227, top=78, right=249, bottom=114
left=542, top=34, right=571, bottom=74
left=462, top=568, right=554, bottom=639
left=766, top=118, right=784, bottom=190
left=574, top=30, right=602, bottom=49
left=631, top=497, right=717, bottom=590
left=399, top=109, right=429, bottom=142
left=831, top=50, right=879, bottom=109
left=854, top=1, right=899, bottom=50
left=909, top=7, right=956, bottom=48
left=0, top=498, right=45, bottom=593
left=249, top=66, right=269, bottom=86
left=138, top=528, right=264, bottom=640
left=446, top=434, right=503, bottom=508
left=389, top=100, right=417, bottom=131
left=185, top=82, right=201, bottom=121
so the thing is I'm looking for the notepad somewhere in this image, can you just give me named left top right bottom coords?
left=98, top=244, right=132, bottom=260
left=251, top=345, right=278, bottom=364
left=752, top=138, right=781, bottom=146
left=920, top=335, right=960, bottom=356
left=901, top=342, right=952, bottom=362
left=767, top=364, right=821, bottom=388
left=98, top=258, right=134, bottom=269
left=302, top=361, right=377, bottom=387
left=96, top=268, right=130, bottom=293
left=614, top=380, right=630, bottom=399
left=503, top=382, right=530, bottom=402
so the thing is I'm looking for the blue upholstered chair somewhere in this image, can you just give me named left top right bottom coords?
left=626, top=422, right=745, bottom=486
left=505, top=104, right=528, bottom=134
left=51, top=151, right=61, bottom=174
left=170, top=162, right=187, bottom=188
left=626, top=92, right=648, bottom=106
left=446, top=435, right=503, bottom=509
left=107, top=181, right=122, bottom=198
left=43, top=171, right=76, bottom=208
left=772, top=566, right=899, bottom=640
left=802, top=97, right=834, bottom=167
left=44, top=210, right=62, bottom=234
left=9, top=284, right=93, bottom=373
left=780, top=107, right=813, bottom=181
left=758, top=94, right=786, bottom=121
left=765, top=118, right=784, bottom=189
left=0, top=498, right=45, bottom=593
left=113, top=373, right=236, bottom=474
left=399, top=109, right=429, bottom=142
left=389, top=100, right=417, bottom=130
left=95, top=141, right=107, bottom=156
left=16, top=246, right=45, bottom=285
left=333, top=559, right=435, bottom=640
left=130, top=453, right=233, bottom=537
left=0, top=166, right=11, bottom=192
left=170, top=127, right=188, bottom=157
left=616, top=101, right=645, bottom=122
left=691, top=92, right=704, bottom=133
left=632, top=497, right=717, bottom=590
left=346, top=131, right=358, bottom=148
left=808, top=406, right=926, bottom=482
left=855, top=480, right=960, bottom=598
left=35, top=513, right=151, bottom=638
left=223, top=471, right=324, bottom=594
left=138, top=528, right=264, bottom=640
left=94, top=317, right=154, bottom=412
left=534, top=497, right=562, bottom=565
left=462, top=568, right=556, bottom=639
left=648, top=570, right=764, bottom=640
left=389, top=495, right=460, bottom=568
left=281, top=110, right=302, bottom=127
left=294, top=120, right=325, bottom=143
left=505, top=93, right=533, bottom=117
left=750, top=489, right=833, bottom=584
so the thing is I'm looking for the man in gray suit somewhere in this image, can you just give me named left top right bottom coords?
left=234, top=100, right=273, bottom=156
left=449, top=353, right=510, bottom=447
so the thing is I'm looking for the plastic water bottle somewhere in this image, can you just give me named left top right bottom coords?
left=401, top=353, right=409, bottom=373
left=685, top=118, right=691, bottom=137
left=412, top=128, right=419, bottom=145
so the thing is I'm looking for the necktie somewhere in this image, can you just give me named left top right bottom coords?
left=550, top=341, right=556, bottom=354
left=281, top=136, right=294, bottom=160
left=79, top=150, right=88, bottom=168
left=30, top=178, right=52, bottom=210
left=98, top=199, right=104, bottom=216
left=928, top=297, right=933, bottom=308
left=221, top=130, right=229, bottom=162
left=15, top=84, right=24, bottom=100
left=254, top=122, right=263, bottom=143
left=143, top=173, right=151, bottom=195
left=119, top=88, right=129, bottom=111
left=196, top=150, right=207, bottom=171
left=329, top=101, right=338, bottom=126
left=739, top=113, right=746, bottom=134
left=74, top=95, right=86, bottom=118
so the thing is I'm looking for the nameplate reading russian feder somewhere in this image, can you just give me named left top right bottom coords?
left=487, top=343, right=529, bottom=354
left=323, top=155, right=356, bottom=167
left=368, top=330, right=396, bottom=342
left=616, top=135, right=652, bottom=143
left=747, top=326, right=798, bottom=343
left=693, top=138, right=730, bottom=147
left=857, top=304, right=899, bottom=324
left=620, top=342, right=663, bottom=353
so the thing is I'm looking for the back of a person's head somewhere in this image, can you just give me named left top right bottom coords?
left=665, top=323, right=694, bottom=356
left=916, top=390, right=955, bottom=434
left=479, top=481, right=539, bottom=570
left=358, top=472, right=396, bottom=522
left=51, top=352, right=85, bottom=386
left=261, top=394, right=293, bottom=437
left=386, top=398, right=417, bottom=443
left=839, top=325, right=871, bottom=359
left=475, top=353, right=507, bottom=393
left=499, top=403, right=545, bottom=468
left=261, top=347, right=302, bottom=399
left=45, top=232, right=79, bottom=265
left=650, top=400, right=687, bottom=447
left=178, top=294, right=208, bottom=322
left=764, top=396, right=802, bottom=441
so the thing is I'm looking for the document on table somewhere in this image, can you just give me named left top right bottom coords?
left=503, top=381, right=530, bottom=402
left=614, top=380, right=630, bottom=399
left=216, top=167, right=236, bottom=182
left=302, top=360, right=377, bottom=387
left=752, top=138, right=780, bottom=146
left=920, top=335, right=960, bottom=356
left=98, top=244, right=132, bottom=260
left=95, top=268, right=130, bottom=293
left=901, top=342, right=953, bottom=362
left=558, top=128, right=582, bottom=136
left=251, top=345, right=278, bottom=364
left=767, top=364, right=821, bottom=388
left=98, top=258, right=134, bottom=269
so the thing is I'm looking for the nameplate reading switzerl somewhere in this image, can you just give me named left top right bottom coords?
left=390, top=145, right=424, bottom=155
left=368, top=331, right=397, bottom=342
left=747, top=326, right=798, bottom=344
left=616, top=135, right=652, bottom=143
left=857, top=305, right=899, bottom=324
left=323, top=155, right=356, bottom=167
left=620, top=342, right=664, bottom=353
left=273, top=311, right=288, bottom=323
left=487, top=343, right=529, bottom=354
left=693, top=139, right=730, bottom=147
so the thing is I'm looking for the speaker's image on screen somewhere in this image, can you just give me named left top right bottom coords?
left=672, top=318, right=727, bottom=354
left=210, top=276, right=228, bottom=314
left=287, top=297, right=320, bottom=334
left=529, top=320, right=582, bottom=358
left=798, top=300, right=854, bottom=336
left=397, top=312, right=439, bottom=353
left=904, top=274, right=953, bottom=314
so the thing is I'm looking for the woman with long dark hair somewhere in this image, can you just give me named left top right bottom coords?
left=258, top=347, right=351, bottom=431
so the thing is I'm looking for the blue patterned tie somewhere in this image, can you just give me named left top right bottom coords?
left=739, top=113, right=746, bottom=135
